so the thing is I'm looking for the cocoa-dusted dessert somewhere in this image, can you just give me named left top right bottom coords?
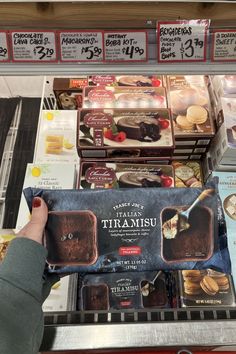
left=116, top=116, right=161, bottom=142
left=161, top=205, right=213, bottom=262
left=82, top=284, right=109, bottom=310
left=45, top=211, right=98, bottom=266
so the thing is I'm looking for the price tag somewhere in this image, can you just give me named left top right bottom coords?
left=157, top=20, right=209, bottom=63
left=10, top=31, right=57, bottom=62
left=212, top=30, right=236, bottom=62
left=0, top=31, right=9, bottom=62
left=104, top=30, right=147, bottom=62
left=59, top=31, right=104, bottom=62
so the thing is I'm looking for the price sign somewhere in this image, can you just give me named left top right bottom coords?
left=10, top=31, right=57, bottom=62
left=157, top=20, right=209, bottom=63
left=104, top=30, right=147, bottom=62
left=0, top=31, right=9, bottom=62
left=212, top=30, right=236, bottom=62
left=59, top=31, right=104, bottom=62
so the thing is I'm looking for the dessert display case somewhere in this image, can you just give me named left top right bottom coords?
left=1, top=0, right=236, bottom=352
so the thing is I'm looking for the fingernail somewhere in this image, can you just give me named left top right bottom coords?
left=33, top=197, right=41, bottom=208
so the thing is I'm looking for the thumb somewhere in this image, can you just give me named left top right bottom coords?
left=17, top=197, right=48, bottom=245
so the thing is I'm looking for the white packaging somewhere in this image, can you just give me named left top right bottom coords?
left=43, top=275, right=71, bottom=312
left=15, top=163, right=76, bottom=232
left=34, top=110, right=79, bottom=163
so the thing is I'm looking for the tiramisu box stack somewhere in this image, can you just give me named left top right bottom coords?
left=167, top=75, right=215, bottom=160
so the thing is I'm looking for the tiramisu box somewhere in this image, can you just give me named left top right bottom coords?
left=15, top=163, right=76, bottom=232
left=34, top=110, right=79, bottom=164
left=77, top=109, right=174, bottom=158
left=53, top=77, right=88, bottom=110
left=0, top=230, right=16, bottom=262
left=83, top=86, right=167, bottom=109
left=167, top=76, right=215, bottom=155
left=88, top=75, right=163, bottom=87
left=172, top=161, right=203, bottom=188
left=179, top=269, right=235, bottom=307
left=77, top=271, right=171, bottom=311
left=79, top=161, right=174, bottom=189
left=24, top=180, right=231, bottom=274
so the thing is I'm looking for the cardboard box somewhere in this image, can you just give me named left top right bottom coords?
left=0, top=230, right=16, bottom=262
left=172, top=161, right=203, bottom=188
left=167, top=75, right=215, bottom=140
left=210, top=75, right=236, bottom=103
left=83, top=86, right=167, bottom=109
left=79, top=161, right=174, bottom=189
left=77, top=108, right=174, bottom=158
left=88, top=75, right=163, bottom=87
left=43, top=275, right=74, bottom=312
left=34, top=110, right=79, bottom=164
left=15, top=163, right=76, bottom=232
left=53, top=77, right=88, bottom=110
left=179, top=269, right=235, bottom=307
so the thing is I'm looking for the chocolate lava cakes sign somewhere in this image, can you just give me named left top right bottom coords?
left=0, top=31, right=9, bottom=62
left=84, top=111, right=113, bottom=147
left=157, top=20, right=209, bottom=63
left=85, top=166, right=116, bottom=188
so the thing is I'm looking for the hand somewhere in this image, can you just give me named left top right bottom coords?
left=17, top=197, right=48, bottom=245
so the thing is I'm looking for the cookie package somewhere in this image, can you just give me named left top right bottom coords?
left=23, top=179, right=231, bottom=274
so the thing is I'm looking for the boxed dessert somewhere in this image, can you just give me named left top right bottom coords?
left=15, top=163, right=76, bottom=232
left=88, top=75, right=163, bottom=87
left=0, top=230, right=16, bottom=262
left=210, top=75, right=236, bottom=103
left=24, top=180, right=231, bottom=274
left=77, top=109, right=174, bottom=158
left=179, top=269, right=235, bottom=307
left=77, top=271, right=171, bottom=311
left=167, top=75, right=215, bottom=144
left=34, top=110, right=79, bottom=164
left=53, top=77, right=88, bottom=110
left=82, top=86, right=167, bottom=109
left=172, top=161, right=203, bottom=188
left=79, top=161, right=174, bottom=189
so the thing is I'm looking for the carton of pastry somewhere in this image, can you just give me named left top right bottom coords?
left=83, top=86, right=167, bottom=109
left=172, top=161, right=203, bottom=188
left=53, top=77, right=88, bottom=110
left=167, top=75, right=215, bottom=138
left=79, top=161, right=174, bottom=189
left=77, top=108, right=174, bottom=158
left=88, top=75, right=163, bottom=87
left=78, top=271, right=170, bottom=311
left=179, top=269, right=235, bottom=307
left=24, top=180, right=231, bottom=274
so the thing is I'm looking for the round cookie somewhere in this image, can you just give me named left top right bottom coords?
left=190, top=181, right=202, bottom=188
left=176, top=115, right=194, bottom=131
left=186, top=105, right=208, bottom=125
left=200, top=276, right=219, bottom=296
left=215, top=276, right=230, bottom=291
left=175, top=177, right=186, bottom=188
left=182, top=270, right=203, bottom=283
left=184, top=280, right=202, bottom=295
left=207, top=269, right=225, bottom=278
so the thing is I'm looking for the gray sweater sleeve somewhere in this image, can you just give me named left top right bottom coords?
left=0, top=237, right=59, bottom=354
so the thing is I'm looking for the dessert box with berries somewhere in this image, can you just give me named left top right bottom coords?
left=82, top=86, right=167, bottom=109
left=88, top=75, right=163, bottom=87
left=77, top=108, right=174, bottom=158
left=179, top=269, right=235, bottom=307
left=78, top=161, right=174, bottom=189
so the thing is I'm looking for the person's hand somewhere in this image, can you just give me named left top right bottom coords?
left=17, top=197, right=48, bottom=245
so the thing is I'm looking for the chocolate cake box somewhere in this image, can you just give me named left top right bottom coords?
left=88, top=75, right=163, bottom=87
left=77, top=108, right=174, bottom=158
left=24, top=180, right=231, bottom=274
left=77, top=271, right=171, bottom=311
left=53, top=77, right=88, bottom=110
left=79, top=161, right=174, bottom=189
left=179, top=269, right=235, bottom=307
left=167, top=75, right=215, bottom=139
left=172, top=161, right=203, bottom=188
left=82, top=86, right=167, bottom=109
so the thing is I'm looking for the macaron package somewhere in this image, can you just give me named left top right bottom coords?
left=167, top=75, right=215, bottom=138
left=179, top=269, right=235, bottom=307
left=24, top=179, right=231, bottom=274
left=172, top=161, right=203, bottom=188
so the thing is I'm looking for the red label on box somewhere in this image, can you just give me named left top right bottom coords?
left=87, top=88, right=115, bottom=105
left=85, top=166, right=116, bottom=183
left=91, top=75, right=116, bottom=85
left=84, top=111, right=113, bottom=128
left=119, top=246, right=142, bottom=256
left=120, top=300, right=132, bottom=307
left=69, top=78, right=88, bottom=88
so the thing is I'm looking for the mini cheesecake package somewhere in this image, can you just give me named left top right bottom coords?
left=77, top=271, right=172, bottom=311
left=24, top=179, right=231, bottom=274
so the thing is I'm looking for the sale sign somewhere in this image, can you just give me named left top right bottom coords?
left=212, top=30, right=236, bottom=62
